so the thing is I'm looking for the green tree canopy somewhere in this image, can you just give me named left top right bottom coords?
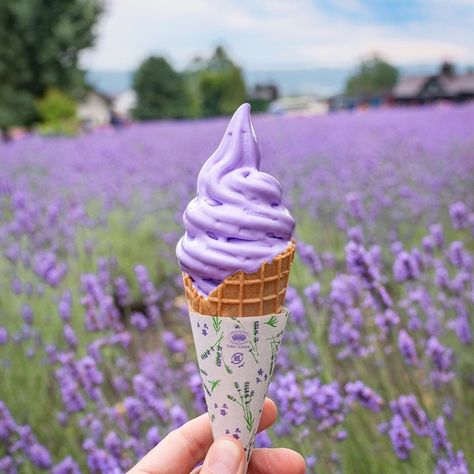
left=132, top=56, right=192, bottom=120
left=36, top=88, right=78, bottom=135
left=345, top=56, right=399, bottom=96
left=197, top=46, right=247, bottom=117
left=0, top=0, right=103, bottom=132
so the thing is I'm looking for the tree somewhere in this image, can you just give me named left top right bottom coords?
left=0, top=0, right=103, bottom=135
left=36, top=88, right=78, bottom=135
left=197, top=46, right=247, bottom=117
left=345, top=56, right=398, bottom=96
left=132, top=56, right=192, bottom=120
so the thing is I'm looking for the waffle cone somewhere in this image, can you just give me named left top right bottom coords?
left=183, top=241, right=295, bottom=317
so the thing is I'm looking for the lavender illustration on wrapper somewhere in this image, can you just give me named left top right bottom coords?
left=189, top=309, right=289, bottom=469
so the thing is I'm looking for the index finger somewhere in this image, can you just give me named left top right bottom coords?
left=128, top=398, right=277, bottom=474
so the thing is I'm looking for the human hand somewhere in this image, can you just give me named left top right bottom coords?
left=128, top=398, right=305, bottom=474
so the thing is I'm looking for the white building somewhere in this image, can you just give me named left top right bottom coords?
left=77, top=90, right=112, bottom=127
left=269, top=96, right=329, bottom=116
left=113, top=90, right=137, bottom=119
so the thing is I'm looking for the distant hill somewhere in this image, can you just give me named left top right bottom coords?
left=87, top=64, right=471, bottom=98
left=87, top=70, right=134, bottom=96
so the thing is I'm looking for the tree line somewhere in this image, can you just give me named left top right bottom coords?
left=0, top=0, right=249, bottom=137
left=132, top=46, right=247, bottom=120
left=0, top=0, right=400, bottom=139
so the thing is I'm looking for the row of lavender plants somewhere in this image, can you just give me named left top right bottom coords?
left=1, top=103, right=473, bottom=473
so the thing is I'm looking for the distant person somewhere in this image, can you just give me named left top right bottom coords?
left=110, top=109, right=124, bottom=128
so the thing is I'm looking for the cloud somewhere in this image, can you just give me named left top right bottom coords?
left=80, top=0, right=474, bottom=70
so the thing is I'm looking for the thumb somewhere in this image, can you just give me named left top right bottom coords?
left=199, top=436, right=245, bottom=474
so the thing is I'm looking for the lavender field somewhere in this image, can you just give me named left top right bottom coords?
left=1, top=103, right=474, bottom=473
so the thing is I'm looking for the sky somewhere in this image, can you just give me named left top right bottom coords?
left=81, top=0, right=474, bottom=71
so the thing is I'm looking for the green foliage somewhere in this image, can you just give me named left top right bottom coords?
left=132, top=47, right=247, bottom=120
left=248, top=98, right=271, bottom=113
left=132, top=56, right=192, bottom=120
left=0, top=85, right=37, bottom=133
left=197, top=46, right=247, bottom=117
left=0, top=0, right=103, bottom=130
left=36, top=88, right=78, bottom=135
left=345, top=56, right=398, bottom=96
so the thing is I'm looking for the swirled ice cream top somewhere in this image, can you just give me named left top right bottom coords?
left=176, top=103, right=295, bottom=296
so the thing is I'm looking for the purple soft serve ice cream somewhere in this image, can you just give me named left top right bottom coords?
left=176, top=103, right=295, bottom=296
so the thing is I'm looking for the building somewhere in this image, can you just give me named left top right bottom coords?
left=113, top=90, right=137, bottom=119
left=393, top=63, right=474, bottom=105
left=77, top=89, right=112, bottom=128
left=250, top=84, right=279, bottom=102
left=328, top=93, right=391, bottom=112
left=269, top=96, right=329, bottom=115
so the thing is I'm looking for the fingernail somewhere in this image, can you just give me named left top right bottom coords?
left=207, top=439, right=242, bottom=474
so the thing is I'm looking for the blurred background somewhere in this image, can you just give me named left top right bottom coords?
left=1, top=0, right=474, bottom=139
left=1, top=2, right=474, bottom=474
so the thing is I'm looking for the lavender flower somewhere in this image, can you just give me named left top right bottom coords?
left=0, top=456, right=16, bottom=474
left=398, top=329, right=419, bottom=366
left=303, top=378, right=345, bottom=430
left=130, top=312, right=149, bottom=332
left=146, top=426, right=161, bottom=449
left=28, top=443, right=53, bottom=469
left=0, top=327, right=8, bottom=345
left=58, top=291, right=73, bottom=322
left=391, top=395, right=429, bottom=436
left=435, top=451, right=469, bottom=474
left=114, top=276, right=130, bottom=307
left=255, top=430, right=272, bottom=448
left=429, top=224, right=444, bottom=249
left=393, top=251, right=420, bottom=282
left=298, top=242, right=322, bottom=274
left=304, top=282, right=321, bottom=305
left=375, top=309, right=400, bottom=335
left=345, top=380, right=383, bottom=412
left=162, top=331, right=187, bottom=353
left=449, top=201, right=468, bottom=229
left=426, top=337, right=454, bottom=384
left=21, top=304, right=33, bottom=325
left=52, top=456, right=81, bottom=474
left=430, top=416, right=452, bottom=455
left=388, top=415, right=414, bottom=460
left=63, top=324, right=77, bottom=350
left=0, top=401, right=16, bottom=441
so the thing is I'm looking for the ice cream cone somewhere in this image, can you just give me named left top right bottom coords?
left=177, top=104, right=296, bottom=473
left=185, top=242, right=295, bottom=472
left=183, top=241, right=295, bottom=317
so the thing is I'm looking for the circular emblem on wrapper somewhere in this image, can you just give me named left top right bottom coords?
left=231, top=352, right=244, bottom=364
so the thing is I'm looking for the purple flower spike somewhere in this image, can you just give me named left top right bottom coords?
left=389, top=415, right=413, bottom=460
left=398, top=330, right=419, bottom=366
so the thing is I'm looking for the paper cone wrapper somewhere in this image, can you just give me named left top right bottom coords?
left=189, top=307, right=289, bottom=472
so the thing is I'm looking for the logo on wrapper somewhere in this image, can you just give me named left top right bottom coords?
left=231, top=352, right=244, bottom=364
left=228, top=330, right=250, bottom=347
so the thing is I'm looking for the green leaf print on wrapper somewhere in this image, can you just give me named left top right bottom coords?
left=200, top=333, right=223, bottom=360
left=209, top=380, right=221, bottom=392
left=264, top=315, right=278, bottom=327
left=199, top=368, right=212, bottom=397
left=267, top=329, right=284, bottom=378
left=227, top=381, right=256, bottom=433
left=211, top=316, right=222, bottom=333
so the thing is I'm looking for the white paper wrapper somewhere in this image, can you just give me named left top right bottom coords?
left=189, top=307, right=289, bottom=471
